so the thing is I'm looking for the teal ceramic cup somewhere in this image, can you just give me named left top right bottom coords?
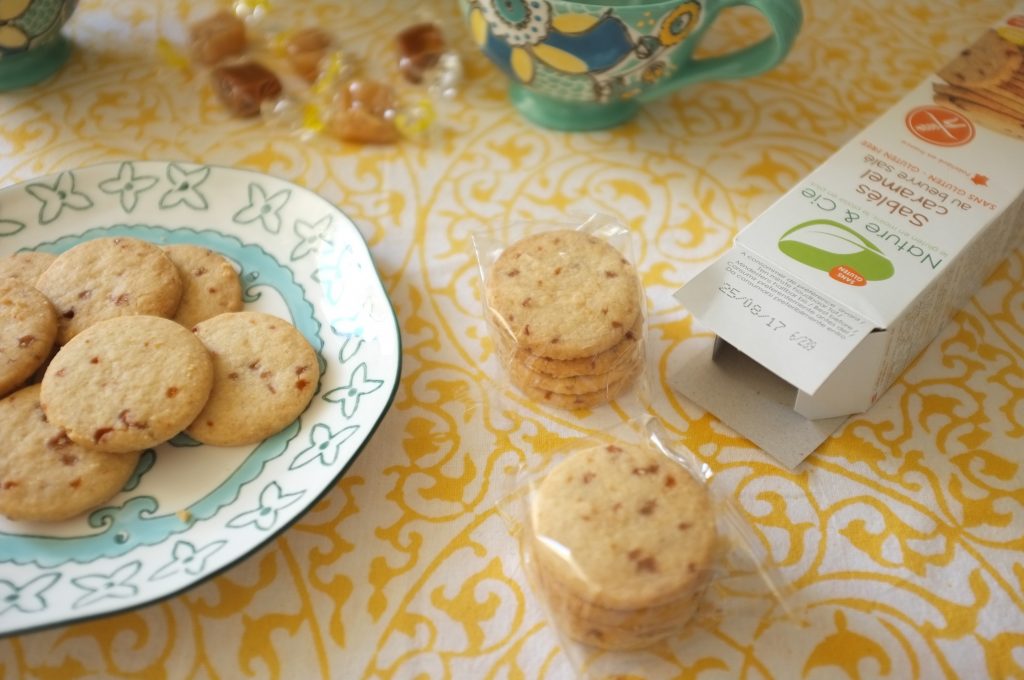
left=0, top=0, right=78, bottom=91
left=461, top=0, right=802, bottom=130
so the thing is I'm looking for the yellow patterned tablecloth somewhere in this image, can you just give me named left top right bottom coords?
left=2, top=0, right=1023, bottom=677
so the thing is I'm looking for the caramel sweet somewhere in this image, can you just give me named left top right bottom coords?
left=286, top=27, right=333, bottom=82
left=189, top=11, right=247, bottom=66
left=211, top=61, right=283, bottom=118
left=328, top=79, right=399, bottom=144
left=395, top=22, right=446, bottom=83
left=343, top=79, right=397, bottom=116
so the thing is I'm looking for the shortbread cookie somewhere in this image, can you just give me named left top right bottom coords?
left=0, top=251, right=57, bottom=283
left=531, top=599, right=696, bottom=651
left=163, top=244, right=244, bottom=328
left=496, top=314, right=643, bottom=378
left=531, top=444, right=717, bottom=611
left=934, top=82, right=1024, bottom=120
left=531, top=568, right=701, bottom=650
left=506, top=351, right=642, bottom=395
left=41, top=315, right=214, bottom=453
left=35, top=237, right=184, bottom=344
left=186, top=312, right=318, bottom=446
left=938, top=30, right=1023, bottom=88
left=0, top=279, right=58, bottom=398
left=513, top=365, right=638, bottom=409
left=533, top=562, right=700, bottom=633
left=0, top=385, right=141, bottom=522
left=999, top=74, right=1024, bottom=99
left=528, top=443, right=716, bottom=648
left=487, top=230, right=640, bottom=360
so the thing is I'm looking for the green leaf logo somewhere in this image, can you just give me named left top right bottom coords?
left=778, top=219, right=894, bottom=281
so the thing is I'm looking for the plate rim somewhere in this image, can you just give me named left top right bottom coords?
left=0, top=160, right=403, bottom=639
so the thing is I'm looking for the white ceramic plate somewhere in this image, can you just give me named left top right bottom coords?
left=0, top=161, right=401, bottom=637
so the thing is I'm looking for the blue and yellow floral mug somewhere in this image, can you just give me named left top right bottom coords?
left=461, top=0, right=802, bottom=130
left=0, top=0, right=78, bottom=91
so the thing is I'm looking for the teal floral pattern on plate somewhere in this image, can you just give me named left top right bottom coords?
left=0, top=161, right=401, bottom=638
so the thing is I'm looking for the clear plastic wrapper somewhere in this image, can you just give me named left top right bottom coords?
left=210, top=60, right=282, bottom=118
left=188, top=9, right=248, bottom=66
left=165, top=3, right=464, bottom=143
left=500, top=417, right=797, bottom=676
left=473, top=214, right=649, bottom=412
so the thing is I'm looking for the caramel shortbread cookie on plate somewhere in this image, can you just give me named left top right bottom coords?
left=486, top=230, right=640, bottom=360
left=40, top=315, right=214, bottom=453
left=0, top=251, right=57, bottom=284
left=163, top=244, right=244, bottom=328
left=35, top=237, right=184, bottom=344
left=187, top=311, right=318, bottom=446
left=0, top=384, right=141, bottom=522
left=0, top=279, right=58, bottom=398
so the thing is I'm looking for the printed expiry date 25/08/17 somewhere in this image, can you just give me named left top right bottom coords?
left=715, top=282, right=817, bottom=351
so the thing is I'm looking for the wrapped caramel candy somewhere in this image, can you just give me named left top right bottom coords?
left=189, top=11, right=248, bottom=66
left=327, top=79, right=398, bottom=144
left=344, top=79, right=396, bottom=116
left=395, top=22, right=446, bottom=84
left=286, top=27, right=334, bottom=83
left=328, top=108, right=399, bottom=145
left=211, top=61, right=283, bottom=118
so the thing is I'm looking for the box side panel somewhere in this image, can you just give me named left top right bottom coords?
left=670, top=339, right=848, bottom=468
left=872, top=191, right=1024, bottom=397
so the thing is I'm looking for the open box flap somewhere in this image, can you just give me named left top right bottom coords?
left=674, top=245, right=876, bottom=395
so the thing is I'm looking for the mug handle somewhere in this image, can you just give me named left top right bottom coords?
left=639, top=0, right=803, bottom=102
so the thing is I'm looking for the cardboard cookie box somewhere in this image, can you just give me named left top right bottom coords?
left=674, top=6, right=1024, bottom=468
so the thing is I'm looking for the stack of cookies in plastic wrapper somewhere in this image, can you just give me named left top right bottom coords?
left=475, top=217, right=797, bottom=675
left=475, top=215, right=646, bottom=411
